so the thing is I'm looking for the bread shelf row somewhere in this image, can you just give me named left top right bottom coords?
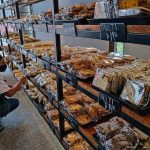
left=9, top=63, right=150, bottom=148
left=5, top=40, right=150, bottom=137
left=4, top=39, right=150, bottom=115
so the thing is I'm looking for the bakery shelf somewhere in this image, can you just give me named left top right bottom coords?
left=11, top=59, right=23, bottom=71
left=28, top=56, right=56, bottom=75
left=7, top=38, right=150, bottom=138
left=57, top=69, right=150, bottom=135
left=17, top=0, right=46, bottom=7
left=4, top=17, right=150, bottom=40
left=22, top=49, right=57, bottom=75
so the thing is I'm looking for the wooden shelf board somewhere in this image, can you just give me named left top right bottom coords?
left=122, top=106, right=150, bottom=128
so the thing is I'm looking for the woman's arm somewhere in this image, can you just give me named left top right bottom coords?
left=5, top=76, right=27, bottom=97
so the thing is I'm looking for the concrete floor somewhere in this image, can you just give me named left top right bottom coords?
left=0, top=69, right=64, bottom=150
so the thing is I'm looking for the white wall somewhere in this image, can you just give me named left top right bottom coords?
left=125, top=43, right=150, bottom=59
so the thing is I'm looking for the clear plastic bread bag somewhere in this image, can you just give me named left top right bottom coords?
left=94, top=1, right=107, bottom=19
left=108, top=0, right=119, bottom=18
left=120, top=79, right=150, bottom=108
left=105, top=125, right=140, bottom=150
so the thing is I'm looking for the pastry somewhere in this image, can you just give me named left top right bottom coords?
left=68, top=104, right=84, bottom=114
left=52, top=118, right=72, bottom=131
left=85, top=102, right=109, bottom=122
left=123, top=55, right=136, bottom=62
left=47, top=109, right=59, bottom=120
left=72, top=141, right=91, bottom=150
left=75, top=113, right=91, bottom=125
left=64, top=132, right=83, bottom=145
left=64, top=94, right=84, bottom=105
left=44, top=103, right=54, bottom=111
left=78, top=69, right=95, bottom=78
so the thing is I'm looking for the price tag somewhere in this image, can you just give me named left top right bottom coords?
left=63, top=23, right=77, bottom=36
left=66, top=74, right=78, bottom=88
left=44, top=63, right=51, bottom=71
left=100, top=23, right=126, bottom=42
left=98, top=93, right=121, bottom=115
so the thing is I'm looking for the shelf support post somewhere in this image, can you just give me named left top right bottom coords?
left=53, top=0, right=65, bottom=139
left=15, top=1, right=26, bottom=69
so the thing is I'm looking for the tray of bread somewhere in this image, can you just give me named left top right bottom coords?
left=33, top=72, right=77, bottom=98
left=46, top=108, right=72, bottom=132
left=61, top=91, right=111, bottom=126
left=93, top=116, right=150, bottom=150
left=54, top=2, right=96, bottom=24
left=63, top=131, right=93, bottom=150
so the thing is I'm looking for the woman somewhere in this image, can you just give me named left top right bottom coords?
left=0, top=55, right=26, bottom=131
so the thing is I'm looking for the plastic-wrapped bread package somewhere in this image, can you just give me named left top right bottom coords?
left=105, top=126, right=140, bottom=150
left=94, top=1, right=107, bottom=18
left=64, top=94, right=84, bottom=105
left=94, top=0, right=119, bottom=19
left=47, top=109, right=59, bottom=120
left=92, top=68, right=124, bottom=95
left=84, top=102, right=110, bottom=122
left=74, top=113, right=92, bottom=126
left=119, top=0, right=150, bottom=10
left=44, top=102, right=54, bottom=111
left=94, top=117, right=130, bottom=143
left=64, top=132, right=92, bottom=149
left=120, top=79, right=150, bottom=108
left=67, top=103, right=85, bottom=115
left=64, top=132, right=83, bottom=146
left=52, top=119, right=72, bottom=131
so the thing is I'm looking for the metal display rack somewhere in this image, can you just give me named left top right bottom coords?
left=1, top=0, right=150, bottom=149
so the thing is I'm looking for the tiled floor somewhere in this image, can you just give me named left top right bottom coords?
left=0, top=69, right=64, bottom=150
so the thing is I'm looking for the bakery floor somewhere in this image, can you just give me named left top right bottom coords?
left=0, top=68, right=64, bottom=150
